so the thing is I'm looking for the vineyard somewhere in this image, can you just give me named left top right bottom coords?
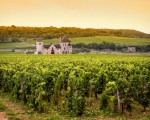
left=0, top=54, right=150, bottom=118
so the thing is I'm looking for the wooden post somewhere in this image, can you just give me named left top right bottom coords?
left=117, top=90, right=123, bottom=113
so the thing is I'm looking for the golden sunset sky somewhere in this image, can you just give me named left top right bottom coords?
left=0, top=0, right=150, bottom=33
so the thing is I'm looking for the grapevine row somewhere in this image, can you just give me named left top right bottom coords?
left=0, top=54, right=150, bottom=116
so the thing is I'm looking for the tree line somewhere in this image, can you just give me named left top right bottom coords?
left=0, top=25, right=150, bottom=42
left=73, top=42, right=150, bottom=52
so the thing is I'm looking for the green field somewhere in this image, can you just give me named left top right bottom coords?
left=0, top=42, right=35, bottom=49
left=44, top=36, right=150, bottom=45
left=0, top=36, right=150, bottom=49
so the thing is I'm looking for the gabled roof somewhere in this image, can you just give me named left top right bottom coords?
left=44, top=44, right=61, bottom=49
left=54, top=44, right=61, bottom=49
left=36, top=38, right=43, bottom=42
left=68, top=43, right=72, bottom=46
left=44, top=45, right=51, bottom=49
left=60, top=36, right=71, bottom=42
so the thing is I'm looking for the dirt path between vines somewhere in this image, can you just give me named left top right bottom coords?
left=0, top=112, right=8, bottom=120
left=0, top=96, right=30, bottom=120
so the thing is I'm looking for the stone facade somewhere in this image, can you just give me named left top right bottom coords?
left=35, top=36, right=72, bottom=54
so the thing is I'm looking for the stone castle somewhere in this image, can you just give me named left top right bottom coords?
left=35, top=36, right=72, bottom=54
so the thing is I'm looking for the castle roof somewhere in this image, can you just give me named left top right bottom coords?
left=60, top=36, right=71, bottom=42
left=44, top=45, right=51, bottom=49
left=54, top=44, right=61, bottom=49
left=36, top=38, right=43, bottom=42
left=43, top=44, right=61, bottom=49
left=68, top=43, right=72, bottom=46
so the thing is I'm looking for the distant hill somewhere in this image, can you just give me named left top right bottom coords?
left=0, top=36, right=150, bottom=49
left=43, top=36, right=150, bottom=45
left=0, top=26, right=150, bottom=42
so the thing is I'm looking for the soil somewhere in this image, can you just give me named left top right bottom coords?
left=0, top=96, right=30, bottom=120
left=0, top=112, right=8, bottom=120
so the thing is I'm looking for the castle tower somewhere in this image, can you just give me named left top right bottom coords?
left=59, top=36, right=72, bottom=54
left=36, top=38, right=43, bottom=54
left=68, top=43, right=72, bottom=54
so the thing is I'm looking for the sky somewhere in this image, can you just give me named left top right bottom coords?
left=0, top=0, right=150, bottom=33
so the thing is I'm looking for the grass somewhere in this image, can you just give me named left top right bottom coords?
left=0, top=91, right=150, bottom=120
left=0, top=50, right=19, bottom=54
left=0, top=102, right=7, bottom=111
left=0, top=42, right=34, bottom=49
left=0, top=36, right=150, bottom=49
left=42, top=36, right=150, bottom=45
left=0, top=97, right=21, bottom=120
left=70, top=36, right=150, bottom=45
